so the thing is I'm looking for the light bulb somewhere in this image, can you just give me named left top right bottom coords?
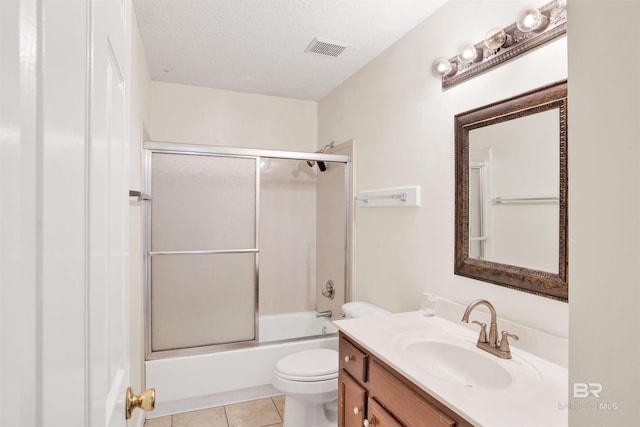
left=516, top=8, right=549, bottom=32
left=457, top=44, right=479, bottom=64
left=432, top=58, right=457, bottom=78
left=484, top=28, right=510, bottom=50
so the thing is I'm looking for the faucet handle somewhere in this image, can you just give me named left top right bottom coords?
left=471, top=320, right=488, bottom=343
left=498, top=331, right=519, bottom=353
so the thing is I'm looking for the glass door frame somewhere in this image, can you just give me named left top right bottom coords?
left=143, top=142, right=351, bottom=360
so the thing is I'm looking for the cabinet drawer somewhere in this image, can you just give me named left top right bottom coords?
left=369, top=361, right=456, bottom=427
left=339, top=335, right=368, bottom=383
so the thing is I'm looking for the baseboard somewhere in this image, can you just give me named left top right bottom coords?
left=146, top=384, right=281, bottom=419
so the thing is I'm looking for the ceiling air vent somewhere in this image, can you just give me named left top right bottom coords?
left=304, top=37, right=348, bottom=58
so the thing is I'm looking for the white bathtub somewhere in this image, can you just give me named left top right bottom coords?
left=146, top=311, right=339, bottom=418
left=259, top=310, right=338, bottom=341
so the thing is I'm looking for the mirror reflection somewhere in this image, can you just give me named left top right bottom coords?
left=468, top=109, right=559, bottom=273
left=454, top=80, right=568, bottom=301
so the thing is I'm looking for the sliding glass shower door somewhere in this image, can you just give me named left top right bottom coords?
left=144, top=143, right=352, bottom=360
left=148, top=152, right=258, bottom=352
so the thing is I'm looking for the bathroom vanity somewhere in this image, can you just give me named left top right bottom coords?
left=339, top=333, right=470, bottom=427
left=335, top=311, right=567, bottom=427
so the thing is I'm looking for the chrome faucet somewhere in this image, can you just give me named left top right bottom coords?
left=461, top=299, right=519, bottom=359
left=316, top=310, right=332, bottom=318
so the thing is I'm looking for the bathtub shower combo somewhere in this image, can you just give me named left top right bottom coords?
left=142, top=142, right=350, bottom=417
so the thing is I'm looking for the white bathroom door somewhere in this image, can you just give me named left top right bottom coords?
left=1, top=0, right=131, bottom=425
left=87, top=0, right=131, bottom=425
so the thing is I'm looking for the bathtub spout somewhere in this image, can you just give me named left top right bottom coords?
left=316, top=310, right=332, bottom=318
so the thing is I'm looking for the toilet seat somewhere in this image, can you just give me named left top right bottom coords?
left=274, top=349, right=338, bottom=382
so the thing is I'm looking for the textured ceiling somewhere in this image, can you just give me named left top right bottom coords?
left=133, top=0, right=447, bottom=101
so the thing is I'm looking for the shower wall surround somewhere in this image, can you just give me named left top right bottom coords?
left=259, top=157, right=318, bottom=315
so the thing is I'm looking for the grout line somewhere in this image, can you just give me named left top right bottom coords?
left=270, top=396, right=284, bottom=422
left=223, top=405, right=230, bottom=427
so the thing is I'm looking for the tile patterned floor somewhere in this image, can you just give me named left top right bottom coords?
left=144, top=396, right=285, bottom=427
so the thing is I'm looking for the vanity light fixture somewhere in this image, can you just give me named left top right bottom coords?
left=484, top=28, right=512, bottom=50
left=433, top=0, right=566, bottom=89
left=457, top=44, right=480, bottom=64
left=516, top=8, right=549, bottom=32
left=432, top=58, right=457, bottom=78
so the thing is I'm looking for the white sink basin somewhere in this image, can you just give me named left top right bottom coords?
left=393, top=332, right=543, bottom=391
left=403, top=339, right=511, bottom=389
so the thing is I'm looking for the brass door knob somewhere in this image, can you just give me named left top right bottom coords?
left=126, top=387, right=155, bottom=420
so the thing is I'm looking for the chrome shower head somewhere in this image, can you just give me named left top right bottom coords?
left=306, top=141, right=335, bottom=171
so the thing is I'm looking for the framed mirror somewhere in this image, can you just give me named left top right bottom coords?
left=454, top=80, right=567, bottom=301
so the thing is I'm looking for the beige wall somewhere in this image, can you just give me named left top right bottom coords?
left=319, top=0, right=568, bottom=337
left=568, top=1, right=640, bottom=424
left=148, top=81, right=317, bottom=151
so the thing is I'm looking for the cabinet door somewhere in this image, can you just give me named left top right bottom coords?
left=367, top=398, right=404, bottom=427
left=339, top=372, right=366, bottom=427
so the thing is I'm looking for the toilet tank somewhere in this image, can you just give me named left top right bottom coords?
left=342, top=302, right=391, bottom=319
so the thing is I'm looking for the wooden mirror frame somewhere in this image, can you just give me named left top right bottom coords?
left=454, top=80, right=568, bottom=301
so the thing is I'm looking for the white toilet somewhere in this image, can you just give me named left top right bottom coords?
left=272, top=302, right=391, bottom=427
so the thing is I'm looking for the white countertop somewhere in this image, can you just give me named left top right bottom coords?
left=334, top=311, right=568, bottom=427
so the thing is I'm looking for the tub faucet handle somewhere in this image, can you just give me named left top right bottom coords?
left=321, top=280, right=335, bottom=300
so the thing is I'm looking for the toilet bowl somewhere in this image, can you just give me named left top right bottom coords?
left=272, top=302, right=391, bottom=427
left=272, top=349, right=338, bottom=427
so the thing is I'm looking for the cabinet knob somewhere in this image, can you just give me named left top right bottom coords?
left=344, top=355, right=355, bottom=363
left=363, top=420, right=370, bottom=427
left=353, top=406, right=362, bottom=415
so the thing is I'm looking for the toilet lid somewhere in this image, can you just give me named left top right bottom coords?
left=275, top=349, right=338, bottom=382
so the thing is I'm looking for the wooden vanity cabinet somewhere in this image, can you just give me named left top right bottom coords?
left=338, top=332, right=473, bottom=427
